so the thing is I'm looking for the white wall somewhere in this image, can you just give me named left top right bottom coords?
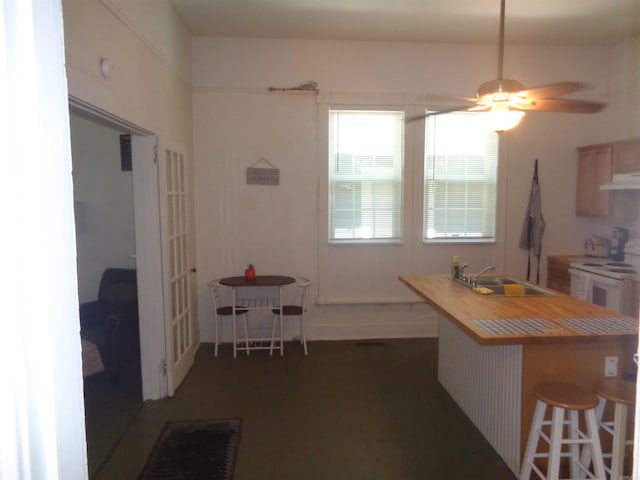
left=70, top=114, right=136, bottom=303
left=608, top=36, right=640, bottom=141
left=192, top=37, right=637, bottom=343
left=600, top=35, right=640, bottom=239
left=63, top=0, right=193, bottom=144
left=1, top=1, right=88, bottom=477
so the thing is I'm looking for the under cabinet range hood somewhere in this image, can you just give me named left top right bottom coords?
left=600, top=173, right=640, bottom=190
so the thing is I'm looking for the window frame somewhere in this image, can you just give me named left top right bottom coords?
left=422, top=111, right=499, bottom=244
left=327, top=108, right=405, bottom=244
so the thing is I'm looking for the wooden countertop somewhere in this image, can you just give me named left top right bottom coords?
left=400, top=274, right=638, bottom=346
left=547, top=254, right=596, bottom=265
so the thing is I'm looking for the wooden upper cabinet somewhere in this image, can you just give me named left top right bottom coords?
left=576, top=144, right=612, bottom=217
left=613, top=139, right=640, bottom=174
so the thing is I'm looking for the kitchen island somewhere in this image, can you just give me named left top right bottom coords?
left=400, top=274, right=638, bottom=475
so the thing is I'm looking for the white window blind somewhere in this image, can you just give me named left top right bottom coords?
left=328, top=110, right=404, bottom=242
left=424, top=112, right=498, bottom=242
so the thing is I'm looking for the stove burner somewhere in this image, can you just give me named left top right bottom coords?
left=605, top=262, right=632, bottom=267
left=608, top=268, right=638, bottom=274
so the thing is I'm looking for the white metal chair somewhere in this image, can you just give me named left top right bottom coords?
left=270, top=276, right=311, bottom=355
left=207, top=279, right=249, bottom=356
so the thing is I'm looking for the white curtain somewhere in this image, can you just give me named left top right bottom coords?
left=0, top=1, right=87, bottom=479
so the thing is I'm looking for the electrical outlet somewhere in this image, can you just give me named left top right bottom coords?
left=604, top=356, right=618, bottom=377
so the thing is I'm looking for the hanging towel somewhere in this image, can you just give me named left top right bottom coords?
left=519, top=159, right=546, bottom=283
left=576, top=275, right=593, bottom=302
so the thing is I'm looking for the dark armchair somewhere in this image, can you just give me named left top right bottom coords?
left=80, top=268, right=139, bottom=385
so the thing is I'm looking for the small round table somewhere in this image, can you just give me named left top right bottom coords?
left=219, top=275, right=295, bottom=357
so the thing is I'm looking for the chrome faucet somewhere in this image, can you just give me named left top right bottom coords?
left=472, top=265, right=496, bottom=286
left=458, top=263, right=469, bottom=282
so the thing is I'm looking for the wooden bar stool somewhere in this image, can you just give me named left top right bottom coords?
left=519, top=382, right=607, bottom=480
left=582, top=379, right=635, bottom=480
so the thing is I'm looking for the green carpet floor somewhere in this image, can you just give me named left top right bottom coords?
left=89, top=338, right=516, bottom=479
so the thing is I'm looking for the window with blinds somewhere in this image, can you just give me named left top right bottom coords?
left=328, top=110, right=404, bottom=242
left=423, top=112, right=498, bottom=242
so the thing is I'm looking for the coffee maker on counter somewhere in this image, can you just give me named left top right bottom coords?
left=609, top=226, right=630, bottom=261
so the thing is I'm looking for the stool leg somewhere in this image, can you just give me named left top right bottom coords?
left=585, top=407, right=607, bottom=480
left=567, top=409, right=582, bottom=479
left=580, top=397, right=606, bottom=473
left=547, top=406, right=565, bottom=480
left=610, top=402, right=629, bottom=480
left=519, top=400, right=547, bottom=480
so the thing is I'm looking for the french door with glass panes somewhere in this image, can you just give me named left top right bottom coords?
left=160, top=144, right=196, bottom=396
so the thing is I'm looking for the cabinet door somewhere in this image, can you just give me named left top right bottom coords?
left=613, top=139, right=640, bottom=174
left=547, top=257, right=571, bottom=295
left=576, top=145, right=612, bottom=217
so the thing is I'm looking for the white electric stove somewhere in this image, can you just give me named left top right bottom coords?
left=568, top=238, right=640, bottom=317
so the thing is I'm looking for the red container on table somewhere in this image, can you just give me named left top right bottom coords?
left=244, top=264, right=256, bottom=281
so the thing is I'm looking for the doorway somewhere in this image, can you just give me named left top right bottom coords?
left=70, top=113, right=143, bottom=477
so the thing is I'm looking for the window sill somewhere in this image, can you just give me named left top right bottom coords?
left=423, top=238, right=496, bottom=245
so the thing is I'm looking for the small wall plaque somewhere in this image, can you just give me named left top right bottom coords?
left=246, top=158, right=279, bottom=185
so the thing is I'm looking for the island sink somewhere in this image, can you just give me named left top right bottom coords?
left=455, top=275, right=556, bottom=297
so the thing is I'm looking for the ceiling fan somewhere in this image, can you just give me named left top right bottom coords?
left=412, top=0, right=607, bottom=129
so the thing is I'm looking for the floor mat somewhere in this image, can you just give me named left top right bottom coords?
left=138, top=419, right=241, bottom=480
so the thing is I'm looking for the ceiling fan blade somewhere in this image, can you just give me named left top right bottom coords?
left=468, top=105, right=491, bottom=112
left=518, top=81, right=586, bottom=99
left=522, top=98, right=607, bottom=113
left=405, top=106, right=471, bottom=122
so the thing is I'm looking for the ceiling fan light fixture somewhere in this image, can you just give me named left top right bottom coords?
left=485, top=103, right=524, bottom=132
left=477, top=79, right=525, bottom=99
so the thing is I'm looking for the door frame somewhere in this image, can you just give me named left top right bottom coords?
left=69, top=96, right=169, bottom=400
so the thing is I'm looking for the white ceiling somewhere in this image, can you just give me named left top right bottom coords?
left=171, top=0, right=640, bottom=46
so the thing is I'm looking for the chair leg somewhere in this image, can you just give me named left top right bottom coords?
left=214, top=315, right=219, bottom=357
left=242, top=314, right=250, bottom=356
left=279, top=311, right=284, bottom=357
left=270, top=314, right=279, bottom=356
left=232, top=312, right=237, bottom=358
left=300, top=313, right=307, bottom=355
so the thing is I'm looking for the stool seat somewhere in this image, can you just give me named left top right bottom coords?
left=535, top=382, right=599, bottom=410
left=595, top=378, right=635, bottom=406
